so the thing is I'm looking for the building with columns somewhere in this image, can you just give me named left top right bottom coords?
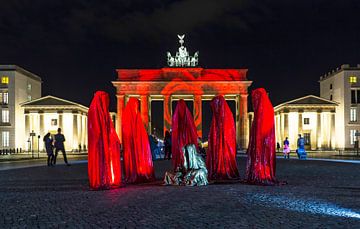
left=320, top=64, right=360, bottom=149
left=0, top=65, right=42, bottom=150
left=112, top=35, right=252, bottom=149
left=21, top=95, right=88, bottom=152
left=274, top=95, right=337, bottom=150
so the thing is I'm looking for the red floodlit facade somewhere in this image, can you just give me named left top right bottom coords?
left=112, top=67, right=252, bottom=148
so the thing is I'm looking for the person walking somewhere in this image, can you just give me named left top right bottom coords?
left=43, top=132, right=54, bottom=166
left=283, top=137, right=290, bottom=159
left=54, top=128, right=70, bottom=166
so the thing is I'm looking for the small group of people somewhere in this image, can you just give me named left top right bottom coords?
left=148, top=130, right=173, bottom=160
left=43, top=128, right=70, bottom=166
left=278, top=134, right=307, bottom=159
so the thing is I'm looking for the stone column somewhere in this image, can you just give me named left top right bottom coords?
left=78, top=113, right=83, bottom=148
left=330, top=111, right=336, bottom=149
left=194, top=94, right=202, bottom=138
left=140, top=95, right=149, bottom=132
left=116, top=95, right=125, bottom=144
left=316, top=111, right=322, bottom=149
left=73, top=112, right=78, bottom=150
left=284, top=112, right=289, bottom=139
left=298, top=111, right=303, bottom=135
left=238, top=94, right=248, bottom=149
left=39, top=111, right=44, bottom=136
left=163, top=95, right=172, bottom=135
left=58, top=111, right=63, bottom=130
left=23, top=111, right=30, bottom=150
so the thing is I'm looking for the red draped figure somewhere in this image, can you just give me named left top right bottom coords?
left=88, top=91, right=122, bottom=190
left=207, top=95, right=239, bottom=180
left=122, top=98, right=155, bottom=183
left=171, top=99, right=199, bottom=170
left=245, top=88, right=278, bottom=185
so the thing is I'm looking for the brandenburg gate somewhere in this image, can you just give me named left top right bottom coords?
left=112, top=35, right=252, bottom=149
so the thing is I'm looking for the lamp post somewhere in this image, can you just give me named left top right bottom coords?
left=30, top=130, right=36, bottom=159
left=37, top=135, right=40, bottom=159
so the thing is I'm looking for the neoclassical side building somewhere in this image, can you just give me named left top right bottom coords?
left=0, top=65, right=42, bottom=150
left=274, top=95, right=337, bottom=150
left=21, top=95, right=88, bottom=152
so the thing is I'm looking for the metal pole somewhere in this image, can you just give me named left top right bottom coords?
left=38, top=135, right=40, bottom=159
left=31, top=135, right=34, bottom=159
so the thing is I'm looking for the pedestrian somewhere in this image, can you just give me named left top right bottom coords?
left=297, top=134, right=306, bottom=159
left=149, top=134, right=159, bottom=160
left=43, top=132, right=54, bottom=166
left=53, top=128, right=70, bottom=166
left=276, top=142, right=281, bottom=152
left=283, top=137, right=290, bottom=159
left=164, top=130, right=172, bottom=160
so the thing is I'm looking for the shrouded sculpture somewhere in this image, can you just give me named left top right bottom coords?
left=245, top=88, right=278, bottom=185
left=171, top=99, right=199, bottom=170
left=207, top=95, right=239, bottom=180
left=164, top=100, right=208, bottom=186
left=88, top=91, right=122, bottom=190
left=122, top=97, right=155, bottom=183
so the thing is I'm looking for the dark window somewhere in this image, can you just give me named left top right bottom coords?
left=330, top=95, right=333, bottom=101
left=304, top=133, right=311, bottom=145
left=352, top=90, right=356, bottom=104
left=330, top=84, right=332, bottom=89
left=304, top=118, right=310, bottom=125
left=357, top=90, right=360, bottom=104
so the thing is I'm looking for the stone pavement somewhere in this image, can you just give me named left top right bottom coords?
left=0, top=158, right=359, bottom=228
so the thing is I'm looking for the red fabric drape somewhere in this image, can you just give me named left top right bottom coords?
left=122, top=98, right=155, bottom=183
left=88, top=91, right=122, bottom=190
left=245, top=88, right=278, bottom=185
left=171, top=99, right=199, bottom=170
left=206, top=95, right=239, bottom=180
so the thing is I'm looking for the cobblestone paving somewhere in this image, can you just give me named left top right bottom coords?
left=0, top=158, right=359, bottom=228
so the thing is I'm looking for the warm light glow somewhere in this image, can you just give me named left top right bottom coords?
left=349, top=75, right=357, bottom=84
left=1, top=76, right=9, bottom=84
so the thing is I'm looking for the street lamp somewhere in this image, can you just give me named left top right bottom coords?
left=30, top=130, right=36, bottom=159
left=37, top=135, right=40, bottom=159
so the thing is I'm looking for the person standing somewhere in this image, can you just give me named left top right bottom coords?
left=43, top=132, right=54, bottom=166
left=283, top=137, right=290, bottom=159
left=164, top=130, right=172, bottom=160
left=297, top=134, right=306, bottom=159
left=54, top=128, right=70, bottom=166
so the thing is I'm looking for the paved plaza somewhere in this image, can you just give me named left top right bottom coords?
left=0, top=157, right=359, bottom=228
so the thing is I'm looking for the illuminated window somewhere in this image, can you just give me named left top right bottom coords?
left=303, top=133, right=310, bottom=145
left=1, top=76, right=9, bottom=84
left=350, top=76, right=357, bottom=84
left=350, top=130, right=357, bottom=145
left=51, top=119, right=58, bottom=126
left=350, top=108, right=357, bottom=122
left=2, top=131, right=9, bottom=147
left=27, top=95, right=32, bottom=101
left=304, top=118, right=310, bottom=125
left=2, top=110, right=9, bottom=123
left=27, top=83, right=32, bottom=91
left=3, top=92, right=8, bottom=104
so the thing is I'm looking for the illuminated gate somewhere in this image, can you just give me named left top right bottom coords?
left=112, top=35, right=252, bottom=149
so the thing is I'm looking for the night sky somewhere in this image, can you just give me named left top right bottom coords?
left=1, top=0, right=360, bottom=135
